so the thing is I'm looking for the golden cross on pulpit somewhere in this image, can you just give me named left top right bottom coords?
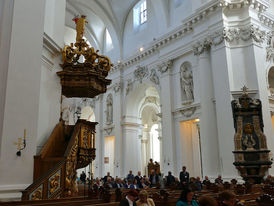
left=13, top=129, right=27, bottom=156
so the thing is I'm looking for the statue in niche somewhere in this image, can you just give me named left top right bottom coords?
left=242, top=123, right=256, bottom=150
left=180, top=63, right=194, bottom=104
left=106, top=94, right=113, bottom=124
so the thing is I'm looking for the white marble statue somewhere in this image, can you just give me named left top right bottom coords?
left=180, top=63, right=194, bottom=104
left=106, top=94, right=113, bottom=124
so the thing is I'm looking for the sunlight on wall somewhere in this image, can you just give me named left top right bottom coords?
left=150, top=124, right=160, bottom=162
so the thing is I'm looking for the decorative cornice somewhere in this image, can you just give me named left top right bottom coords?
left=43, top=32, right=61, bottom=57
left=258, top=12, right=274, bottom=29
left=219, top=0, right=268, bottom=12
left=223, top=25, right=265, bottom=43
left=174, top=103, right=201, bottom=118
left=183, top=0, right=220, bottom=27
left=110, top=2, right=221, bottom=70
left=41, top=54, right=54, bottom=70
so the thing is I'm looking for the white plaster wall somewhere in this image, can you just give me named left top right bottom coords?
left=123, top=0, right=159, bottom=59
left=0, top=0, right=45, bottom=200
left=44, top=0, right=66, bottom=47
left=170, top=0, right=192, bottom=28
left=36, top=0, right=66, bottom=153
left=0, top=0, right=14, bottom=158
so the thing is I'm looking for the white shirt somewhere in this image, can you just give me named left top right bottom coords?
left=126, top=196, right=134, bottom=206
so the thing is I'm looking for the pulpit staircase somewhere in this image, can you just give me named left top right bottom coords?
left=21, top=120, right=97, bottom=200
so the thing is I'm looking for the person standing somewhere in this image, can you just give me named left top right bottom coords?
left=179, top=166, right=189, bottom=189
left=80, top=171, right=86, bottom=184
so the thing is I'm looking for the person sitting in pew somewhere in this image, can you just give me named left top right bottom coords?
left=139, top=178, right=149, bottom=189
left=166, top=171, right=176, bottom=187
left=136, top=190, right=155, bottom=206
left=218, top=190, right=236, bottom=206
left=113, top=178, right=124, bottom=188
left=215, top=175, right=223, bottom=184
left=176, top=189, right=198, bottom=206
left=129, top=179, right=139, bottom=189
left=202, top=176, right=211, bottom=186
left=198, top=195, right=218, bottom=206
left=119, top=189, right=138, bottom=206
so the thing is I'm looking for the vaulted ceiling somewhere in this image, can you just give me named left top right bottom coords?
left=66, top=0, right=140, bottom=51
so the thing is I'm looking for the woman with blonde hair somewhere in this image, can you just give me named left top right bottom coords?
left=136, top=190, right=155, bottom=206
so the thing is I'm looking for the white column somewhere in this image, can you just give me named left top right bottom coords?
left=141, top=137, right=148, bottom=176
left=160, top=72, right=177, bottom=176
left=0, top=0, right=46, bottom=200
left=94, top=95, right=104, bottom=177
left=122, top=123, right=142, bottom=177
left=210, top=43, right=239, bottom=180
left=198, top=50, right=221, bottom=179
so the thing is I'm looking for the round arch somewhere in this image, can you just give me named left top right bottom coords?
left=125, top=83, right=161, bottom=117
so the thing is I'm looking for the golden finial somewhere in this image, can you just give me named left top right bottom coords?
left=73, top=15, right=88, bottom=42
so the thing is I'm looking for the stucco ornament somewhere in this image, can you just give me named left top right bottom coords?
left=113, top=82, right=122, bottom=93
left=157, top=60, right=173, bottom=74
left=150, top=69, right=159, bottom=85
left=266, top=31, right=274, bottom=62
left=193, top=38, right=212, bottom=55
left=211, top=31, right=224, bottom=46
left=106, top=94, right=113, bottom=124
left=134, top=65, right=148, bottom=83
left=180, top=63, right=194, bottom=104
left=223, top=25, right=265, bottom=43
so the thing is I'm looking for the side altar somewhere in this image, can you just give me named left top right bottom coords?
left=231, top=87, right=272, bottom=184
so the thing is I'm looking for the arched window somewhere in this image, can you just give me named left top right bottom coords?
left=133, top=0, right=147, bottom=30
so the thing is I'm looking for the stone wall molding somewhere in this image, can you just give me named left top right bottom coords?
left=219, top=0, right=268, bottom=12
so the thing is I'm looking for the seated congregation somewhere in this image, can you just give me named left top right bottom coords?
left=72, top=167, right=274, bottom=206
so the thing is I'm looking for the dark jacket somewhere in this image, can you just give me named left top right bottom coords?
left=135, top=175, right=142, bottom=188
left=149, top=174, right=159, bottom=186
left=166, top=174, right=176, bottom=186
left=119, top=198, right=137, bottom=206
left=179, top=171, right=189, bottom=184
